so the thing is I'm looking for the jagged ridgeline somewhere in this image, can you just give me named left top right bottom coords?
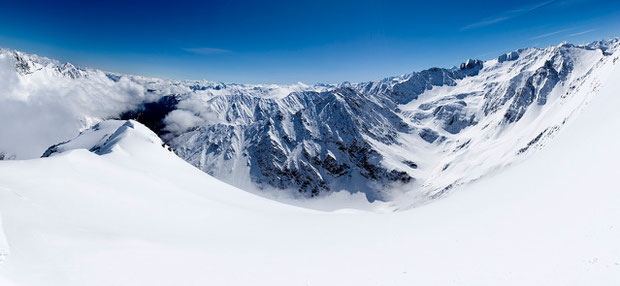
left=1, top=39, right=618, bottom=201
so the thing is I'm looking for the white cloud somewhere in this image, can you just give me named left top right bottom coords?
left=0, top=52, right=150, bottom=159
left=461, top=0, right=557, bottom=30
left=163, top=110, right=204, bottom=134
left=182, top=47, right=232, bottom=55
left=530, top=28, right=572, bottom=40
left=569, top=29, right=595, bottom=37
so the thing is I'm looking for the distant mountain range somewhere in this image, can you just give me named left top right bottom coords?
left=1, top=38, right=618, bottom=204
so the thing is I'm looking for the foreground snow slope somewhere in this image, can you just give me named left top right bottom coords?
left=0, top=56, right=618, bottom=285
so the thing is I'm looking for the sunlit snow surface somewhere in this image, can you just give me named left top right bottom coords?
left=0, top=49, right=618, bottom=285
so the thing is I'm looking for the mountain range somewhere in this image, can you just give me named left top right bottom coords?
left=0, top=38, right=619, bottom=207
left=0, top=37, right=619, bottom=285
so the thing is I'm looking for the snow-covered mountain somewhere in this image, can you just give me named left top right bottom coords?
left=0, top=53, right=619, bottom=284
left=0, top=39, right=618, bottom=204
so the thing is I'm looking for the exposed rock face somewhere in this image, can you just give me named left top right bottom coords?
left=384, top=59, right=484, bottom=105
left=167, top=86, right=414, bottom=200
left=0, top=152, right=15, bottom=161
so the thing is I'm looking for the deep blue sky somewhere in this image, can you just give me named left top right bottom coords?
left=0, top=0, right=618, bottom=84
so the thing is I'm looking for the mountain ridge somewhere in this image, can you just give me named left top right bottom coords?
left=0, top=59, right=618, bottom=284
left=0, top=38, right=618, bottom=204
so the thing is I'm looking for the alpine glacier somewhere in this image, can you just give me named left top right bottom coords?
left=0, top=38, right=618, bottom=207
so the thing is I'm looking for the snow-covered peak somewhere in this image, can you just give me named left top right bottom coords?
left=42, top=120, right=166, bottom=157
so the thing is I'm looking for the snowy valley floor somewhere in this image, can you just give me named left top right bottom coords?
left=0, top=64, right=619, bottom=285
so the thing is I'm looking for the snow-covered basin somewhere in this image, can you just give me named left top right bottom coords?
left=0, top=58, right=618, bottom=285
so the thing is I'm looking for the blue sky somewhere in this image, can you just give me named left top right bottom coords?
left=0, top=0, right=618, bottom=84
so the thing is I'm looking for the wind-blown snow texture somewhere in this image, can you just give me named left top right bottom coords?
left=0, top=39, right=618, bottom=203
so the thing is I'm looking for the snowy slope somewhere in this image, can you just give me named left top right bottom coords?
left=0, top=50, right=618, bottom=285
left=0, top=39, right=618, bottom=205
